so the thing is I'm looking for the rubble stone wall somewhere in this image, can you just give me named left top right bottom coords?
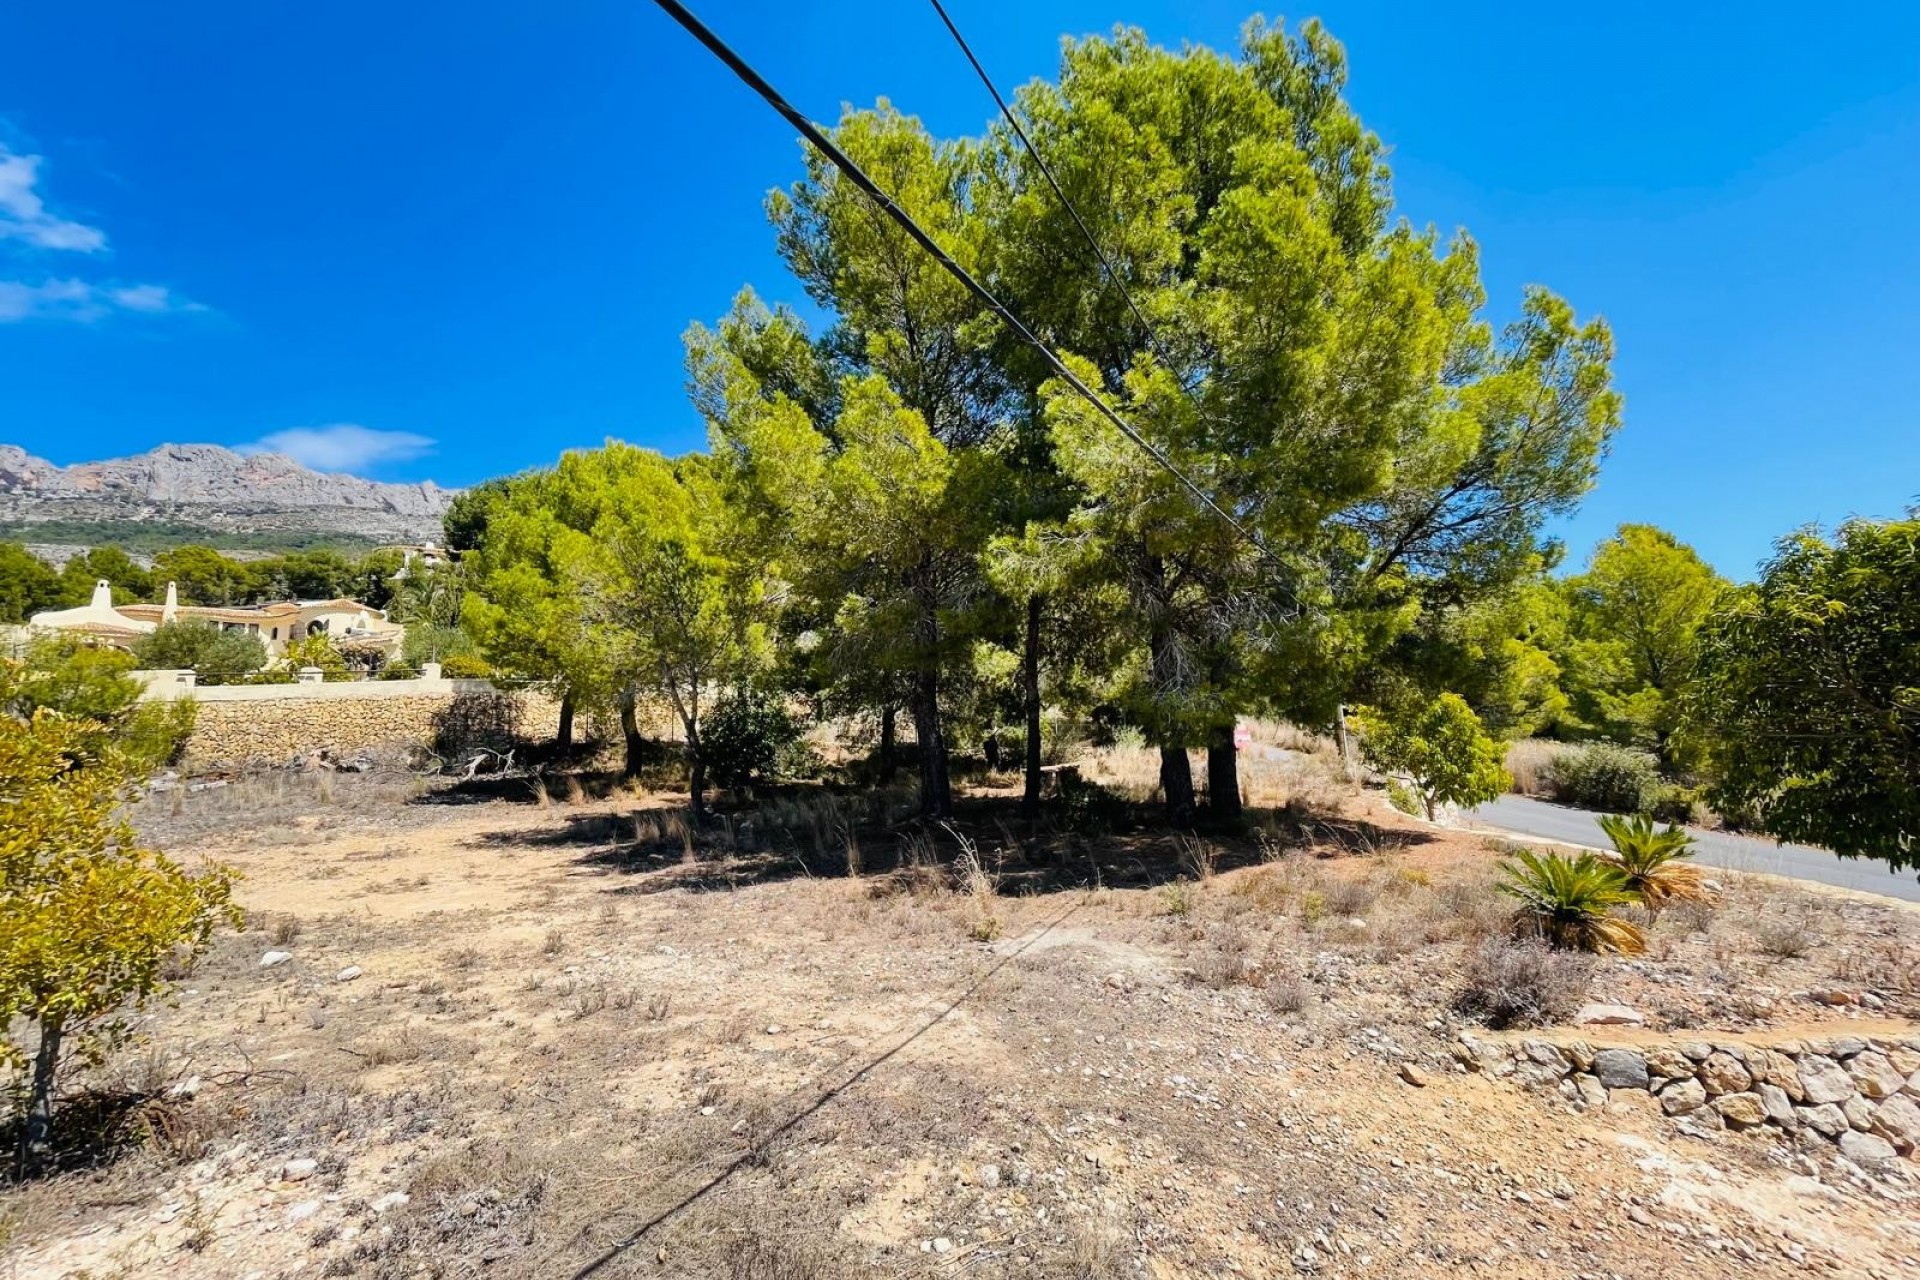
left=1458, top=1031, right=1920, bottom=1166
left=179, top=687, right=562, bottom=771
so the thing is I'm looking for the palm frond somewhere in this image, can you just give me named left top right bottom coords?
left=1597, top=812, right=1713, bottom=908
left=1497, top=849, right=1646, bottom=955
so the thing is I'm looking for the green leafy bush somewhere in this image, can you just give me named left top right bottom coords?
left=701, top=687, right=803, bottom=789
left=1646, top=782, right=1698, bottom=825
left=1057, top=770, right=1130, bottom=836
left=438, top=653, right=492, bottom=680
left=131, top=620, right=268, bottom=685
left=1543, top=742, right=1659, bottom=813
left=1352, top=692, right=1510, bottom=820
left=378, top=661, right=420, bottom=681
left=6, top=637, right=195, bottom=769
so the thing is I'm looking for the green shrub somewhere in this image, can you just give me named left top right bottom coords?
left=1056, top=770, right=1129, bottom=836
left=378, top=661, right=420, bottom=681
left=1544, top=742, right=1659, bottom=813
left=438, top=652, right=492, bottom=680
left=1646, top=782, right=1698, bottom=825
left=131, top=620, right=267, bottom=685
left=6, top=636, right=196, bottom=769
left=701, top=687, right=802, bottom=789
left=1385, top=779, right=1423, bottom=817
left=1352, top=692, right=1510, bottom=820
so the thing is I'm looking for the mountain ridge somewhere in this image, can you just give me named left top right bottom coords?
left=0, top=443, right=455, bottom=545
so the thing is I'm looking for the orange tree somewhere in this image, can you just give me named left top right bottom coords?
left=0, top=706, right=237, bottom=1176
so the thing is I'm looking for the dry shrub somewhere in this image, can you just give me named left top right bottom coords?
left=1229, top=866, right=1293, bottom=913
left=562, top=774, right=587, bottom=806
left=1834, top=940, right=1920, bottom=993
left=1504, top=738, right=1569, bottom=796
left=1319, top=874, right=1378, bottom=919
left=1190, top=924, right=1261, bottom=988
left=1178, top=835, right=1219, bottom=882
left=1265, top=968, right=1313, bottom=1014
left=725, top=1231, right=879, bottom=1280
left=1754, top=911, right=1819, bottom=958
left=1033, top=1211, right=1131, bottom=1279
left=1454, top=937, right=1594, bottom=1029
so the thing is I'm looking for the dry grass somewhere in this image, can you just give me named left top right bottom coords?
left=12, top=737, right=1920, bottom=1280
left=1504, top=738, right=1571, bottom=796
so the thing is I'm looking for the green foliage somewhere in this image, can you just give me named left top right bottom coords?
left=1558, top=524, right=1726, bottom=761
left=1056, top=771, right=1130, bottom=837
left=5, top=637, right=195, bottom=770
left=1646, top=782, right=1699, bottom=826
left=700, top=687, right=803, bottom=789
left=401, top=624, right=475, bottom=667
left=1496, top=849, right=1646, bottom=954
left=1543, top=741, right=1660, bottom=814
left=131, top=620, right=268, bottom=685
left=55, top=546, right=152, bottom=606
left=1596, top=812, right=1709, bottom=910
left=0, top=520, right=377, bottom=555
left=0, top=709, right=237, bottom=1173
left=149, top=545, right=261, bottom=606
left=1688, top=517, right=1920, bottom=866
left=1352, top=692, right=1509, bottom=820
left=282, top=632, right=351, bottom=680
left=0, top=542, right=63, bottom=623
left=438, top=652, right=492, bottom=680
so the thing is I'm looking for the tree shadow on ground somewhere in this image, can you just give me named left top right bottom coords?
left=464, top=785, right=1438, bottom=901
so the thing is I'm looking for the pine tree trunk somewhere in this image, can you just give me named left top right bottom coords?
left=556, top=693, right=575, bottom=751
left=912, top=668, right=952, bottom=819
left=1206, top=723, right=1242, bottom=826
left=17, top=1016, right=61, bottom=1179
left=1160, top=746, right=1196, bottom=829
left=619, top=690, right=644, bottom=779
left=1021, top=594, right=1043, bottom=826
left=878, top=703, right=898, bottom=784
left=688, top=739, right=708, bottom=821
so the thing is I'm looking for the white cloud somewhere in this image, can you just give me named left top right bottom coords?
left=0, top=277, right=203, bottom=323
left=244, top=424, right=437, bottom=473
left=0, top=148, right=107, bottom=252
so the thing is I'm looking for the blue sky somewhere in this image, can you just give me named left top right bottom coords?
left=2, top=1, right=1916, bottom=577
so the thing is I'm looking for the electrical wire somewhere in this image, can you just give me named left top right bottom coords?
left=925, top=0, right=1199, bottom=400
left=647, top=0, right=1280, bottom=569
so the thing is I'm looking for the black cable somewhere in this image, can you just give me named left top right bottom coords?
left=926, top=0, right=1199, bottom=400
left=647, top=0, right=1279, bottom=568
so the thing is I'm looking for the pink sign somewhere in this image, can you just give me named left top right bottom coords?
left=1232, top=724, right=1252, bottom=750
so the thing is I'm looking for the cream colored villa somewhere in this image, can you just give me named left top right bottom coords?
left=29, top=580, right=404, bottom=661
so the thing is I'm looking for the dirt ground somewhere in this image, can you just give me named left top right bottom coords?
left=6, top=747, right=1920, bottom=1279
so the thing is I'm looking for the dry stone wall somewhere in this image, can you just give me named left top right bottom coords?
left=181, top=688, right=561, bottom=771
left=1457, top=1030, right=1920, bottom=1167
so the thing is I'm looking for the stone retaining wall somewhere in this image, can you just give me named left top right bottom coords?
left=180, top=688, right=562, bottom=771
left=1457, top=1031, right=1920, bottom=1166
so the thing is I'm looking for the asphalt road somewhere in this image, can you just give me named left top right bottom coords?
left=1467, top=794, right=1920, bottom=904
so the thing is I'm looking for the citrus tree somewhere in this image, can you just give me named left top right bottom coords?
left=1352, top=691, right=1509, bottom=820
left=0, top=708, right=237, bottom=1175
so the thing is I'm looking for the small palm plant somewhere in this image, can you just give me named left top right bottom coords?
left=1497, top=849, right=1647, bottom=955
left=1597, top=812, right=1710, bottom=911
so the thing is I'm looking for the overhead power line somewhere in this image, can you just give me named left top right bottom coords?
left=925, top=0, right=1198, bottom=401
left=647, top=0, right=1280, bottom=570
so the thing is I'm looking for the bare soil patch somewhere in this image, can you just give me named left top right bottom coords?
left=7, top=757, right=1920, bottom=1278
